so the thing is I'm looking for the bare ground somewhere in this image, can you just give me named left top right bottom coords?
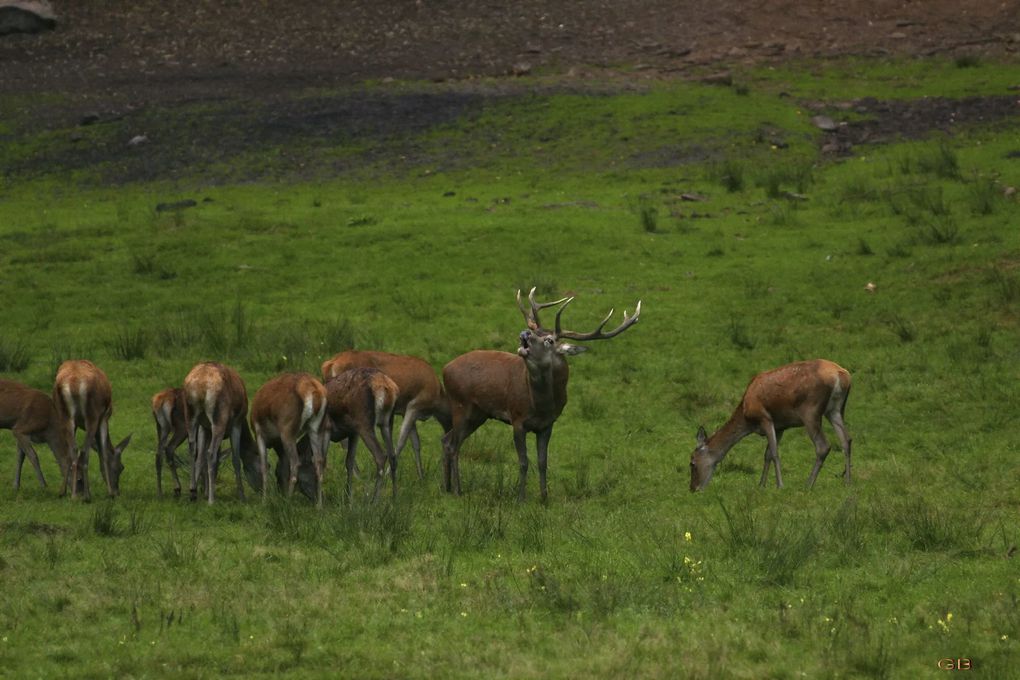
left=1, top=1, right=1018, bottom=182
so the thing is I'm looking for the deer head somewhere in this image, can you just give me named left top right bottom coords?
left=515, top=287, right=641, bottom=368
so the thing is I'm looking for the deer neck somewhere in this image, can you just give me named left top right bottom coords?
left=523, top=356, right=569, bottom=419
left=707, top=409, right=753, bottom=464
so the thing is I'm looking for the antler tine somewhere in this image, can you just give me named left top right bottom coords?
left=516, top=289, right=540, bottom=330
left=557, top=299, right=642, bottom=341
left=518, top=287, right=571, bottom=331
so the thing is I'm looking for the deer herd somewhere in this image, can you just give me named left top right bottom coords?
left=0, top=289, right=854, bottom=506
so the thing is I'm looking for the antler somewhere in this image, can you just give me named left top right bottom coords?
left=555, top=299, right=642, bottom=341
left=516, top=287, right=572, bottom=331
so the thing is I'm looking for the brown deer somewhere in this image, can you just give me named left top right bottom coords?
left=321, top=350, right=451, bottom=480
left=250, top=373, right=329, bottom=506
left=183, top=362, right=261, bottom=504
left=689, top=359, right=852, bottom=491
left=322, top=368, right=397, bottom=503
left=152, top=387, right=197, bottom=498
left=442, top=288, right=641, bottom=502
left=0, top=379, right=72, bottom=490
left=53, top=360, right=132, bottom=500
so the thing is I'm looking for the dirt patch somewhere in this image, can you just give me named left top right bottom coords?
left=1, top=1, right=1017, bottom=109
left=815, top=95, right=1020, bottom=155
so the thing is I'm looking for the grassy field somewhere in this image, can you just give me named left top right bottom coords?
left=1, top=57, right=1018, bottom=678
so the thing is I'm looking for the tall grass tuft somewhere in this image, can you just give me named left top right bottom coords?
left=967, top=177, right=1000, bottom=215
left=716, top=159, right=745, bottom=193
left=110, top=328, right=148, bottom=360
left=728, top=317, right=756, bottom=350
left=91, top=503, right=119, bottom=537
left=917, top=142, right=961, bottom=180
left=0, top=336, right=31, bottom=372
left=715, top=500, right=818, bottom=585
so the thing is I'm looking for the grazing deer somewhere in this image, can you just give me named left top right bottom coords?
left=183, top=362, right=261, bottom=504
left=689, top=359, right=852, bottom=491
left=250, top=373, right=329, bottom=507
left=321, top=350, right=451, bottom=480
left=322, top=368, right=397, bottom=502
left=151, top=387, right=190, bottom=498
left=53, top=360, right=132, bottom=500
left=0, top=379, right=72, bottom=490
left=442, top=288, right=641, bottom=502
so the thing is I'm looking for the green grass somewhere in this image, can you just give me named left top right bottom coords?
left=0, top=58, right=1018, bottom=677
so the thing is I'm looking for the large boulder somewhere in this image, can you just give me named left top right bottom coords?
left=0, top=1, right=56, bottom=36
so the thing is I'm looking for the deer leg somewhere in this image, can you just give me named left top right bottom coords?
left=513, top=425, right=529, bottom=502
left=255, top=429, right=270, bottom=501
left=759, top=430, right=783, bottom=487
left=442, top=409, right=483, bottom=496
left=763, top=423, right=783, bottom=488
left=536, top=426, right=553, bottom=504
left=155, top=427, right=172, bottom=498
left=166, top=429, right=186, bottom=498
left=283, top=435, right=300, bottom=499
left=228, top=423, right=245, bottom=502
left=188, top=418, right=202, bottom=501
left=80, top=421, right=104, bottom=498
left=394, top=406, right=424, bottom=480
left=360, top=428, right=390, bottom=503
left=409, top=426, right=423, bottom=479
left=12, top=432, right=47, bottom=489
left=805, top=419, right=831, bottom=488
left=344, top=436, right=358, bottom=505
left=204, top=427, right=224, bottom=505
left=310, top=428, right=328, bottom=509
left=379, top=413, right=397, bottom=493
left=828, top=411, right=853, bottom=484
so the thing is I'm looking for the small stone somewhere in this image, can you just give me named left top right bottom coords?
left=511, top=62, right=532, bottom=77
left=864, top=282, right=877, bottom=293
left=699, top=71, right=733, bottom=86
left=811, top=115, right=838, bottom=131
left=128, top=134, right=149, bottom=146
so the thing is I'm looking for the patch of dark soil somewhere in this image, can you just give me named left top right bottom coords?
left=1, top=1, right=1017, bottom=111
left=817, top=95, right=1020, bottom=155
left=4, top=90, right=488, bottom=184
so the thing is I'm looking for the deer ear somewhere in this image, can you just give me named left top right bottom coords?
left=115, top=434, right=133, bottom=454
left=556, top=343, right=588, bottom=356
left=696, top=426, right=707, bottom=445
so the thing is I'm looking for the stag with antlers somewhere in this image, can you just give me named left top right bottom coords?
left=441, top=288, right=641, bottom=502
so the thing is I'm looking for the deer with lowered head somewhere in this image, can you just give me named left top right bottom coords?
left=53, top=360, right=133, bottom=500
left=442, top=288, right=641, bottom=502
left=321, top=367, right=398, bottom=503
left=250, top=372, right=329, bottom=506
left=321, top=350, right=451, bottom=480
left=151, top=387, right=189, bottom=498
left=0, top=379, right=72, bottom=491
left=183, top=362, right=261, bottom=504
left=689, top=359, right=852, bottom=491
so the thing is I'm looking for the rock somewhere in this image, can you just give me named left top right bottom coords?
left=864, top=282, right=877, bottom=293
left=510, top=62, right=532, bottom=77
left=128, top=134, right=149, bottom=146
left=811, top=115, right=838, bottom=131
left=680, top=193, right=707, bottom=202
left=699, top=71, right=733, bottom=86
left=1004, top=186, right=1016, bottom=198
left=155, top=200, right=197, bottom=213
left=0, top=0, right=55, bottom=35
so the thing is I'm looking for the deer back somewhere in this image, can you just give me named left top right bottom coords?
left=323, top=368, right=396, bottom=437
left=741, top=359, right=850, bottom=429
left=53, top=360, right=113, bottom=428
left=443, top=350, right=542, bottom=425
left=183, top=362, right=248, bottom=428
left=251, top=372, right=327, bottom=441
